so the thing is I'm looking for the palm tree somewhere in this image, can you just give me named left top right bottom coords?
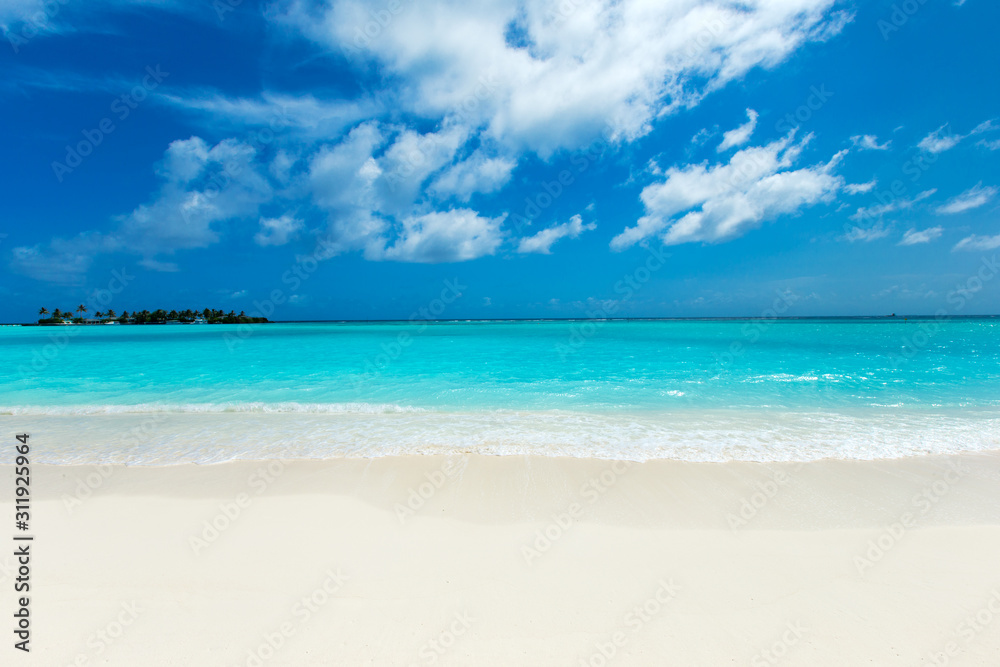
left=52, top=308, right=62, bottom=319
left=76, top=304, right=87, bottom=317
left=107, top=309, right=116, bottom=319
left=38, top=307, right=49, bottom=317
left=95, top=311, right=104, bottom=319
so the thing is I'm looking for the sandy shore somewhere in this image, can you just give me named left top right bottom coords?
left=4, top=453, right=1000, bottom=665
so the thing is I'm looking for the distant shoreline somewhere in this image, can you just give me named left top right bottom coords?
left=27, top=307, right=270, bottom=327
left=24, top=320, right=271, bottom=327
left=3, top=314, right=1000, bottom=326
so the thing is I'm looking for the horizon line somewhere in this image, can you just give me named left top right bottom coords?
left=5, top=314, right=1000, bottom=326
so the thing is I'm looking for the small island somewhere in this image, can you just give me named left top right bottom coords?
left=34, top=305, right=269, bottom=325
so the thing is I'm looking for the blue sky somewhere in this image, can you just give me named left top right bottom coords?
left=1, top=0, right=998, bottom=322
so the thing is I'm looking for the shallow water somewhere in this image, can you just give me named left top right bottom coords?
left=2, top=318, right=998, bottom=463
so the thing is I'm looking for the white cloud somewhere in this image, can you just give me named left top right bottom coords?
left=270, top=150, right=296, bottom=183
left=273, top=0, right=849, bottom=156
left=611, top=131, right=844, bottom=249
left=10, top=136, right=273, bottom=282
left=4, top=114, right=509, bottom=272
left=380, top=209, right=505, bottom=263
left=954, top=233, right=1000, bottom=251
left=115, top=138, right=273, bottom=256
left=138, top=258, right=179, bottom=272
left=872, top=284, right=938, bottom=300
left=0, top=0, right=49, bottom=28
left=301, top=122, right=513, bottom=262
left=1, top=0, right=87, bottom=31
left=8, top=232, right=114, bottom=285
left=159, top=135, right=210, bottom=182
left=843, top=222, right=890, bottom=243
left=918, top=125, right=964, bottom=153
left=850, top=189, right=936, bottom=222
left=844, top=180, right=877, bottom=194
left=936, top=183, right=997, bottom=215
left=8, top=0, right=860, bottom=281
left=690, top=127, right=716, bottom=147
left=919, top=120, right=999, bottom=153
left=1, top=1, right=190, bottom=43
left=308, top=122, right=385, bottom=213
left=717, top=109, right=758, bottom=152
left=254, top=214, right=304, bottom=246
left=374, top=125, right=472, bottom=216
left=161, top=91, right=375, bottom=140
left=306, top=123, right=390, bottom=259
left=517, top=214, right=596, bottom=254
left=851, top=134, right=891, bottom=150
left=430, top=148, right=516, bottom=201
left=898, top=226, right=943, bottom=246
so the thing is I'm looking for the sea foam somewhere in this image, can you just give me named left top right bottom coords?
left=3, top=405, right=998, bottom=465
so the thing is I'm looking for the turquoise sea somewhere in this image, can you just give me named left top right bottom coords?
left=2, top=319, right=999, bottom=463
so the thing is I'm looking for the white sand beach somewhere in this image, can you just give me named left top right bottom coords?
left=4, top=453, right=1000, bottom=665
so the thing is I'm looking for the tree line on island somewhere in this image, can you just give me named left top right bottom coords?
left=36, top=305, right=268, bottom=325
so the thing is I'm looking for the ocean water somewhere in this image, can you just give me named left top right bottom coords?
left=2, top=319, right=999, bottom=463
